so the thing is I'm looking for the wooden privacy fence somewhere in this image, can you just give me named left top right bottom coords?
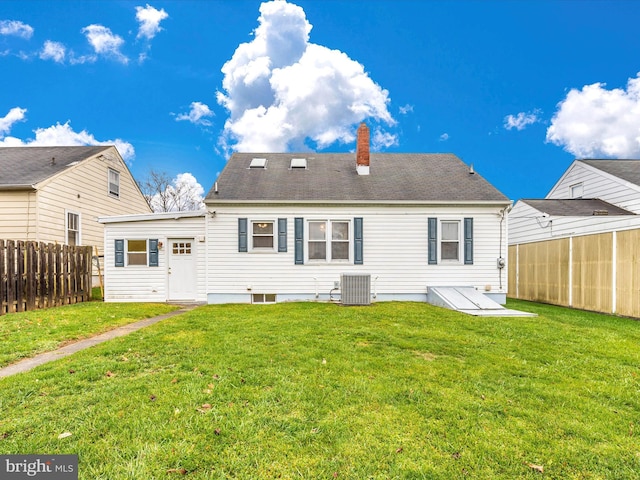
left=0, top=240, right=92, bottom=315
left=508, top=228, right=640, bottom=318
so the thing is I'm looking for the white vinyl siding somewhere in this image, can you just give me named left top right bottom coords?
left=206, top=204, right=508, bottom=303
left=102, top=215, right=206, bottom=302
left=0, top=190, right=37, bottom=240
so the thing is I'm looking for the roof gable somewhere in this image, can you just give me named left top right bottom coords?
left=206, top=153, right=509, bottom=204
left=0, top=146, right=111, bottom=188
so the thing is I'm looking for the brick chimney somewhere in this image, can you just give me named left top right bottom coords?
left=356, top=122, right=370, bottom=175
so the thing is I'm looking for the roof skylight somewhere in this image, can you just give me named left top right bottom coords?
left=290, top=158, right=307, bottom=169
left=249, top=158, right=267, bottom=169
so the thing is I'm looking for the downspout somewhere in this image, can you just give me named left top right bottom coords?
left=498, top=205, right=512, bottom=291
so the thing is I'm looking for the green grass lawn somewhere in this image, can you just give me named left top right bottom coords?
left=0, top=302, right=180, bottom=368
left=0, top=299, right=639, bottom=479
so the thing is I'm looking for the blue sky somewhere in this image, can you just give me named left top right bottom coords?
left=2, top=0, right=640, bottom=202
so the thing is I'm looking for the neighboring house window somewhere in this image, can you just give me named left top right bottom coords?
left=66, top=211, right=80, bottom=246
left=252, top=221, right=274, bottom=250
left=115, top=239, right=159, bottom=267
left=108, top=168, right=120, bottom=198
left=570, top=182, right=583, bottom=198
left=440, top=221, right=460, bottom=261
left=308, top=220, right=350, bottom=261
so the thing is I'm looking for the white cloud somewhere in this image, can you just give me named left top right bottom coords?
left=136, top=4, right=169, bottom=40
left=439, top=133, right=449, bottom=141
left=547, top=74, right=640, bottom=158
left=0, top=20, right=33, bottom=39
left=399, top=104, right=414, bottom=115
left=504, top=110, right=540, bottom=131
left=40, top=40, right=66, bottom=63
left=82, top=24, right=128, bottom=64
left=217, top=0, right=396, bottom=153
left=175, top=102, right=214, bottom=126
left=372, top=128, right=398, bottom=149
left=0, top=117, right=135, bottom=162
left=0, top=107, right=27, bottom=136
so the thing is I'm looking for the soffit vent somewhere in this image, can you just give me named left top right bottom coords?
left=290, top=158, right=307, bottom=169
left=249, top=158, right=267, bottom=169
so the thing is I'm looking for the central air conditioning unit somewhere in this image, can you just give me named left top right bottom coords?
left=341, top=273, right=371, bottom=306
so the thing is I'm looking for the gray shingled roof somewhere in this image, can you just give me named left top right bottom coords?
left=206, top=153, right=509, bottom=203
left=522, top=198, right=635, bottom=216
left=0, top=146, right=111, bottom=188
left=580, top=159, right=640, bottom=186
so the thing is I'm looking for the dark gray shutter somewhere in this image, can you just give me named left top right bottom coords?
left=354, top=217, right=363, bottom=265
left=294, top=217, right=303, bottom=264
left=149, top=239, right=159, bottom=267
left=238, top=218, right=248, bottom=252
left=278, top=218, right=287, bottom=252
left=115, top=239, right=124, bottom=267
left=464, top=217, right=473, bottom=265
left=428, top=218, right=437, bottom=265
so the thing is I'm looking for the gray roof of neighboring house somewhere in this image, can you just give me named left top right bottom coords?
left=205, top=153, right=510, bottom=203
left=580, top=159, right=640, bottom=186
left=0, top=146, right=111, bottom=188
left=522, top=198, right=636, bottom=216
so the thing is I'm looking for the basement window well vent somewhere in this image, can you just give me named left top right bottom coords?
left=252, top=293, right=276, bottom=304
left=290, top=158, right=307, bottom=169
left=249, top=158, right=267, bottom=169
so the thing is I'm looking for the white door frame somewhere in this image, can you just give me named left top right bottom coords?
left=167, top=238, right=197, bottom=301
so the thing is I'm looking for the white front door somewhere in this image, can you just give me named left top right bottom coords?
left=168, top=238, right=197, bottom=301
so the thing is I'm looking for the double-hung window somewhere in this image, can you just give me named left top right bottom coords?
left=127, top=240, right=147, bottom=265
left=66, top=211, right=80, bottom=246
left=108, top=168, right=120, bottom=198
left=308, top=220, right=349, bottom=261
left=252, top=221, right=275, bottom=250
left=440, top=221, right=460, bottom=261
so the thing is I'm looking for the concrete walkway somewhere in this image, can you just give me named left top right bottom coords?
left=0, top=305, right=199, bottom=379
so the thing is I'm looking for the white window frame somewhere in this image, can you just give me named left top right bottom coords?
left=65, top=210, right=81, bottom=246
left=439, top=219, right=462, bottom=263
left=108, top=168, right=120, bottom=198
left=570, top=182, right=583, bottom=198
left=306, top=219, right=351, bottom=263
left=250, top=220, right=276, bottom=252
left=127, top=239, right=148, bottom=266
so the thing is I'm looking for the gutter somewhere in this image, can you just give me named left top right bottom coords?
left=0, top=184, right=36, bottom=191
left=204, top=199, right=512, bottom=207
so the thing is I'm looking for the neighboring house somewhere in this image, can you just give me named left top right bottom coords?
left=100, top=124, right=512, bottom=306
left=0, top=145, right=151, bottom=261
left=508, top=159, right=640, bottom=317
